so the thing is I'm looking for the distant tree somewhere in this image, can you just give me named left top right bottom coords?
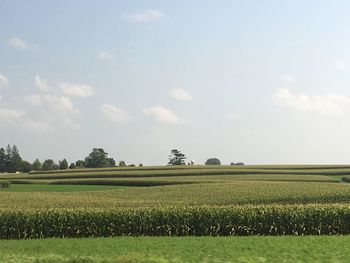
left=4, top=145, right=12, bottom=172
left=69, top=163, right=76, bottom=169
left=42, top=159, right=58, bottom=171
left=11, top=145, right=23, bottom=172
left=128, top=164, right=135, bottom=167
left=84, top=148, right=110, bottom=168
left=168, top=149, right=186, bottom=165
left=75, top=160, right=85, bottom=168
left=205, top=158, right=221, bottom=165
left=0, top=148, right=5, bottom=173
left=32, top=159, right=43, bottom=171
left=52, top=163, right=60, bottom=170
left=3, top=145, right=23, bottom=172
left=21, top=160, right=33, bottom=173
left=139, top=163, right=143, bottom=167
left=107, top=158, right=116, bottom=167
left=230, top=162, right=245, bottom=166
left=59, top=159, right=68, bottom=170
left=118, top=161, right=126, bottom=167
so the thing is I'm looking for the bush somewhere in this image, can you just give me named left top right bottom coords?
left=0, top=180, right=11, bottom=188
left=205, top=158, right=221, bottom=165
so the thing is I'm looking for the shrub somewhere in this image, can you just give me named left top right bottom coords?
left=0, top=180, right=10, bottom=188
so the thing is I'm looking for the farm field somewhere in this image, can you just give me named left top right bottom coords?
left=0, top=236, right=350, bottom=263
left=0, top=165, right=350, bottom=209
left=0, top=165, right=350, bottom=261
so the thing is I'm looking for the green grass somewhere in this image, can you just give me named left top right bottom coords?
left=0, top=236, right=349, bottom=262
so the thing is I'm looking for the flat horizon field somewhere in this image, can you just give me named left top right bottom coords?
left=0, top=165, right=349, bottom=262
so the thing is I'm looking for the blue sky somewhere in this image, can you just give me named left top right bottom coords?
left=1, top=0, right=350, bottom=165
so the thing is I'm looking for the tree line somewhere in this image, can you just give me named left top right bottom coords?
left=0, top=145, right=129, bottom=173
left=0, top=145, right=244, bottom=173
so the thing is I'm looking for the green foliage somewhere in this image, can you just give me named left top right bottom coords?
left=168, top=149, right=186, bottom=166
left=75, top=160, right=85, bottom=169
left=205, top=158, right=221, bottom=165
left=21, top=161, right=33, bottom=173
left=43, top=159, right=59, bottom=171
left=0, top=145, right=24, bottom=173
left=0, top=148, right=6, bottom=173
left=69, top=163, right=76, bottom=169
left=84, top=148, right=111, bottom=168
left=32, top=159, right=43, bottom=171
left=59, top=159, right=69, bottom=170
left=0, top=180, right=10, bottom=188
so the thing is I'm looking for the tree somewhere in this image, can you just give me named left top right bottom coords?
left=5, top=145, right=12, bottom=172
left=107, top=158, right=116, bottom=167
left=11, top=145, right=23, bottom=172
left=75, top=160, right=85, bottom=168
left=118, top=161, right=126, bottom=167
left=59, top=159, right=68, bottom=170
left=42, top=159, right=58, bottom=171
left=69, top=163, right=76, bottom=169
left=21, top=161, right=33, bottom=173
left=32, top=159, right=43, bottom=171
left=168, top=149, right=186, bottom=165
left=84, top=148, right=109, bottom=168
left=0, top=148, right=5, bottom=173
left=205, top=158, right=221, bottom=165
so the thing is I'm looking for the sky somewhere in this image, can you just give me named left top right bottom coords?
left=1, top=0, right=350, bottom=165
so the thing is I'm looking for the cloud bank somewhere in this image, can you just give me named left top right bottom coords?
left=274, top=88, right=350, bottom=114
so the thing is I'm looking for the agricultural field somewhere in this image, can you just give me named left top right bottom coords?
left=0, top=165, right=350, bottom=262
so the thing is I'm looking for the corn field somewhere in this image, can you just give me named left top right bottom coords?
left=0, top=205, right=348, bottom=239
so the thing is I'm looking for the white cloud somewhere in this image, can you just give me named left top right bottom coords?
left=143, top=106, right=184, bottom=125
left=24, top=94, right=75, bottom=114
left=35, top=75, right=53, bottom=93
left=281, top=74, right=294, bottom=84
left=24, top=94, right=43, bottom=107
left=125, top=9, right=164, bottom=23
left=0, top=108, right=26, bottom=122
left=96, top=51, right=114, bottom=61
left=60, top=83, right=95, bottom=97
left=0, top=74, right=9, bottom=89
left=274, top=88, right=350, bottom=114
left=333, top=59, right=350, bottom=71
left=102, top=104, right=129, bottom=123
left=8, top=37, right=29, bottom=50
left=169, top=88, right=192, bottom=101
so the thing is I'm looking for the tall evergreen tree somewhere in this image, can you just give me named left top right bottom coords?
left=59, top=159, right=68, bottom=169
left=168, top=149, right=186, bottom=165
left=0, top=148, right=5, bottom=173
left=11, top=145, right=23, bottom=172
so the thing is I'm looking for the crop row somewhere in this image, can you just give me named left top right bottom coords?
left=0, top=205, right=349, bottom=239
left=26, top=164, right=350, bottom=175
left=4, top=168, right=350, bottom=181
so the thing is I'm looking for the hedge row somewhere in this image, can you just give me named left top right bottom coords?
left=0, top=205, right=349, bottom=239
